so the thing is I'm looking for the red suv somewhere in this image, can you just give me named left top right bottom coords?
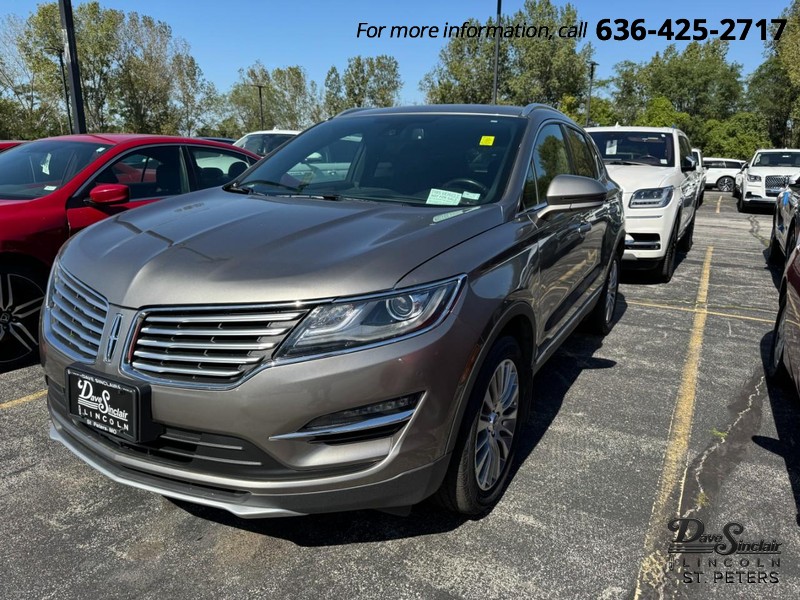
left=0, top=134, right=259, bottom=370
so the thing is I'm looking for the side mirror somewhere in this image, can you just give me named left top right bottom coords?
left=89, top=183, right=130, bottom=205
left=541, top=174, right=606, bottom=215
left=304, top=152, right=323, bottom=163
left=789, top=175, right=800, bottom=191
left=681, top=155, right=697, bottom=173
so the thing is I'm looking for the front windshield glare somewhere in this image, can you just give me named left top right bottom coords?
left=236, top=114, right=525, bottom=206
left=753, top=152, right=800, bottom=168
left=588, top=131, right=675, bottom=167
left=0, top=140, right=110, bottom=200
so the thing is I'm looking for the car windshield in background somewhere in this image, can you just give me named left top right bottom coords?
left=235, top=114, right=525, bottom=207
left=236, top=133, right=295, bottom=156
left=588, top=131, right=675, bottom=167
left=753, top=152, right=800, bottom=168
left=0, top=140, right=110, bottom=200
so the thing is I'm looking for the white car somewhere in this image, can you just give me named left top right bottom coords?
left=703, top=157, right=746, bottom=192
left=737, top=148, right=800, bottom=212
left=692, top=148, right=706, bottom=204
left=587, top=126, right=703, bottom=282
left=233, top=129, right=299, bottom=156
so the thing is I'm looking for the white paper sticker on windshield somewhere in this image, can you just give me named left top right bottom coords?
left=43, top=185, right=57, bottom=191
left=426, top=188, right=462, bottom=206
left=461, top=191, right=481, bottom=200
left=606, top=140, right=617, bottom=155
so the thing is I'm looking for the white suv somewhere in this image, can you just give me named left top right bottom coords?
left=703, top=157, right=746, bottom=192
left=738, top=148, right=800, bottom=212
left=587, top=126, right=703, bottom=282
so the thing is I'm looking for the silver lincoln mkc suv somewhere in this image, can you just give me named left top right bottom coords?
left=42, top=104, right=624, bottom=518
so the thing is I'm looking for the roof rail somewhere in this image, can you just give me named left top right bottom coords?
left=521, top=103, right=555, bottom=116
left=334, top=107, right=369, bottom=118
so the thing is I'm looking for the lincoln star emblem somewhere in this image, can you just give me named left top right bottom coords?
left=104, top=314, right=123, bottom=363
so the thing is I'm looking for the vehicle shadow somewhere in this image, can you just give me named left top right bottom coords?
left=619, top=251, right=690, bottom=285
left=752, top=331, right=800, bottom=526
left=171, top=294, right=629, bottom=544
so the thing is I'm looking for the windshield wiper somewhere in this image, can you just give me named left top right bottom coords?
left=236, top=179, right=301, bottom=193
left=283, top=192, right=343, bottom=201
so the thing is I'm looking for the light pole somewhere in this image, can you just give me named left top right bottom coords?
left=585, top=61, right=598, bottom=127
left=58, top=0, right=86, bottom=133
left=250, top=83, right=266, bottom=130
left=49, top=47, right=72, bottom=132
left=492, top=0, right=501, bottom=104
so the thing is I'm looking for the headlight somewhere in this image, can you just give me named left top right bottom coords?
left=747, top=174, right=762, bottom=182
left=629, top=187, right=674, bottom=208
left=276, top=277, right=464, bottom=358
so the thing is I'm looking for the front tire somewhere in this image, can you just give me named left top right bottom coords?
left=0, top=265, right=46, bottom=371
left=677, top=217, right=695, bottom=253
left=657, top=223, right=679, bottom=283
left=768, top=215, right=784, bottom=266
left=435, top=336, right=527, bottom=516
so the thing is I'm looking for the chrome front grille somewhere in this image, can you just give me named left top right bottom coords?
left=128, top=306, right=308, bottom=384
left=49, top=267, right=109, bottom=361
left=766, top=175, right=790, bottom=194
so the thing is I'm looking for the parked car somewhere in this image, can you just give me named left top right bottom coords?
left=692, top=147, right=706, bottom=204
left=703, top=157, right=746, bottom=192
left=737, top=148, right=800, bottom=212
left=768, top=173, right=800, bottom=265
left=0, top=141, right=24, bottom=153
left=42, top=104, right=624, bottom=518
left=0, top=134, right=259, bottom=370
left=587, top=126, right=702, bottom=282
left=233, top=129, right=299, bottom=156
left=770, top=234, right=800, bottom=395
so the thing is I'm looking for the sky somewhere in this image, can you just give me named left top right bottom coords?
left=0, top=0, right=790, bottom=103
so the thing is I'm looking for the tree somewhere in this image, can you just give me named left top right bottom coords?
left=746, top=56, right=798, bottom=147
left=323, top=66, right=345, bottom=117
left=172, top=45, right=219, bottom=136
left=421, top=1, right=592, bottom=108
left=702, top=113, right=771, bottom=160
left=340, top=55, right=401, bottom=108
left=635, top=96, right=690, bottom=130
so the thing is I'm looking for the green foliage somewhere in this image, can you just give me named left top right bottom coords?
left=421, top=1, right=592, bottom=107
left=635, top=97, right=690, bottom=130
left=746, top=55, right=799, bottom=148
left=702, top=113, right=771, bottom=160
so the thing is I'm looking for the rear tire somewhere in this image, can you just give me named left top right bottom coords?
left=0, top=265, right=46, bottom=371
left=435, top=336, right=527, bottom=516
left=768, top=293, right=791, bottom=385
left=584, top=254, right=620, bottom=335
left=768, top=216, right=784, bottom=266
left=717, top=176, right=734, bottom=192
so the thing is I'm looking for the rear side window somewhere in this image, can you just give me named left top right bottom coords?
left=564, top=126, right=598, bottom=178
left=705, top=160, right=723, bottom=169
left=188, top=147, right=255, bottom=190
left=531, top=123, right=570, bottom=202
left=725, top=160, right=744, bottom=169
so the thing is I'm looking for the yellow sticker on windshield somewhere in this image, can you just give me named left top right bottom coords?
left=479, top=136, right=495, bottom=146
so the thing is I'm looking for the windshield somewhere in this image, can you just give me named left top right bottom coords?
left=234, top=133, right=295, bottom=156
left=752, top=152, right=800, bottom=168
left=0, top=140, right=110, bottom=200
left=235, top=114, right=525, bottom=206
left=588, top=131, right=675, bottom=167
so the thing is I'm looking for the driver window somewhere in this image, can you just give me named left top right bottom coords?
left=90, top=146, right=187, bottom=201
left=531, top=123, right=570, bottom=201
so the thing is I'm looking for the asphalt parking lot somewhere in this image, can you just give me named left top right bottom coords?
left=2, top=191, right=798, bottom=600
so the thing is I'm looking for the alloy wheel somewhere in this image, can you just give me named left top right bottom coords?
left=718, top=177, right=734, bottom=192
left=0, top=272, right=44, bottom=366
left=474, top=358, right=519, bottom=491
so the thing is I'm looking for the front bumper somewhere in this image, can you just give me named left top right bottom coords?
left=42, top=295, right=481, bottom=517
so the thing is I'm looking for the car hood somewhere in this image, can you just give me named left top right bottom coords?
left=749, top=166, right=800, bottom=175
left=604, top=165, right=674, bottom=194
left=61, top=189, right=503, bottom=307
